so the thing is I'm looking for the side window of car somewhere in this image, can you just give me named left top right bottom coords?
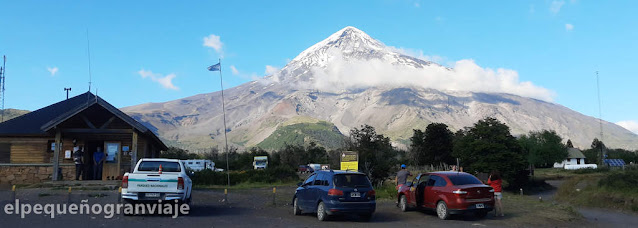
left=323, top=174, right=331, bottom=186
left=434, top=176, right=448, bottom=187
left=418, top=175, right=429, bottom=187
left=427, top=176, right=438, bottom=187
left=314, top=173, right=324, bottom=186
left=304, top=174, right=316, bottom=186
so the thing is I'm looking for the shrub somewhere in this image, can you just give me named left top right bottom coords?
left=598, top=170, right=638, bottom=193
left=191, top=166, right=298, bottom=186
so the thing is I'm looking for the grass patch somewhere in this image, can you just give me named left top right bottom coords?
left=502, top=192, right=581, bottom=225
left=556, top=170, right=638, bottom=213
left=375, top=182, right=398, bottom=200
left=38, top=193, right=53, bottom=197
left=87, top=193, right=108, bottom=198
left=195, top=180, right=299, bottom=190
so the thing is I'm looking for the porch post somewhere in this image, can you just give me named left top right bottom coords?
left=131, top=131, right=138, bottom=172
left=52, top=130, right=61, bottom=181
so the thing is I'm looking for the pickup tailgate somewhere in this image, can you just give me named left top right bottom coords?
left=127, top=173, right=180, bottom=193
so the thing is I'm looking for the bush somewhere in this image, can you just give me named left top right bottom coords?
left=574, top=167, right=609, bottom=174
left=598, top=170, right=638, bottom=193
left=191, top=166, right=299, bottom=186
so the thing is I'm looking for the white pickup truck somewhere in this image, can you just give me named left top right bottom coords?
left=121, top=158, right=193, bottom=204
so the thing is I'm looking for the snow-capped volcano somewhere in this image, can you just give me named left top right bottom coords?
left=122, top=26, right=638, bottom=151
left=279, top=26, right=435, bottom=83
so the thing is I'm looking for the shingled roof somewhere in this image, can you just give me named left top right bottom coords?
left=0, top=92, right=166, bottom=150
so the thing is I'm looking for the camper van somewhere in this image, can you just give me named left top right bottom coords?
left=181, top=159, right=214, bottom=171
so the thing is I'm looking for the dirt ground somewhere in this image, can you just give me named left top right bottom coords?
left=0, top=185, right=603, bottom=228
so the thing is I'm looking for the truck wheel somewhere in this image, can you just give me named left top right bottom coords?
left=399, top=195, right=409, bottom=212
left=317, top=202, right=329, bottom=221
left=436, top=201, right=450, bottom=220
left=293, top=198, right=302, bottom=215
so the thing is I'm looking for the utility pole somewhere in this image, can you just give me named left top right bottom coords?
left=64, top=88, right=72, bottom=100
left=596, top=71, right=605, bottom=166
left=0, top=55, right=6, bottom=122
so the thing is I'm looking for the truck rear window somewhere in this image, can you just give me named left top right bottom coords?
left=138, top=161, right=181, bottom=172
left=447, top=175, right=483, bottom=186
left=333, top=174, right=372, bottom=188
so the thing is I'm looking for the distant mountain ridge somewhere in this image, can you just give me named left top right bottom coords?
left=0, top=109, right=29, bottom=123
left=122, top=26, right=638, bottom=151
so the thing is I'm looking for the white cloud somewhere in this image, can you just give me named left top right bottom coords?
left=230, top=65, right=239, bottom=75
left=308, top=49, right=555, bottom=102
left=616, top=121, right=638, bottom=134
left=203, top=34, right=223, bottom=54
left=565, top=23, right=574, bottom=31
left=265, top=65, right=280, bottom=75
left=47, top=67, right=58, bottom=76
left=550, top=0, right=565, bottom=14
left=138, top=69, right=179, bottom=90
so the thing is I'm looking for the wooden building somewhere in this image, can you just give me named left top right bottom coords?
left=0, top=92, right=167, bottom=184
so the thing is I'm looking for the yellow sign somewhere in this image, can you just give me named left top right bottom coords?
left=340, top=151, right=358, bottom=171
left=340, top=161, right=358, bottom=171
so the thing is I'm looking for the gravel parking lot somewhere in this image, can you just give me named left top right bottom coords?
left=0, top=186, right=595, bottom=228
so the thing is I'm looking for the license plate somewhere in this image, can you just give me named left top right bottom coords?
left=145, top=193, right=160, bottom=198
left=476, top=203, right=484, bottom=209
left=350, top=192, right=361, bottom=197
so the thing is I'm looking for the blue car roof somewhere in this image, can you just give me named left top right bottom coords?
left=314, top=170, right=365, bottom=175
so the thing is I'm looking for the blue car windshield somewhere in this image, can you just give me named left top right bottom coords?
left=333, top=174, right=371, bottom=188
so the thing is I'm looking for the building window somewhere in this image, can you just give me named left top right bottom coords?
left=577, top=158, right=581, bottom=165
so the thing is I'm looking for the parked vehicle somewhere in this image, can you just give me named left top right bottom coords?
left=397, top=171, right=494, bottom=220
left=298, top=165, right=310, bottom=173
left=253, top=156, right=268, bottom=170
left=181, top=159, right=214, bottom=171
left=121, top=158, right=193, bottom=205
left=292, top=170, right=376, bottom=221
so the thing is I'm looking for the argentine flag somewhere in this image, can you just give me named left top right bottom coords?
left=207, top=63, right=221, bottom=71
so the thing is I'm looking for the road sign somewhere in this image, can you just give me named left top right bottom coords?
left=340, top=151, right=358, bottom=171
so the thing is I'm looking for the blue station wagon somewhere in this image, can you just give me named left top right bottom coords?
left=292, top=170, right=376, bottom=221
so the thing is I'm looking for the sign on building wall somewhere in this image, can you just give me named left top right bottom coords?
left=340, top=151, right=358, bottom=171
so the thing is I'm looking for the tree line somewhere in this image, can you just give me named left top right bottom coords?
left=162, top=117, right=637, bottom=189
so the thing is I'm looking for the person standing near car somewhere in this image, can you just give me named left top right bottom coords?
left=395, top=164, right=411, bottom=190
left=488, top=170, right=504, bottom=217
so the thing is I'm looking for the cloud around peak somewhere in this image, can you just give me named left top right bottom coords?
left=307, top=49, right=555, bottom=102
left=616, top=120, right=638, bottom=134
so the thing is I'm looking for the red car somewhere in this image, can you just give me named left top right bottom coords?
left=397, top=171, right=494, bottom=220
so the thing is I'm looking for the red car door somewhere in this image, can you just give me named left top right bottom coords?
left=415, top=174, right=429, bottom=207
left=423, top=175, right=442, bottom=208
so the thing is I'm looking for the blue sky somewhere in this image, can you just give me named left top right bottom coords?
left=1, top=0, right=637, bottom=133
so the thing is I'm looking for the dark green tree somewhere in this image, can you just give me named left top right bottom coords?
left=566, top=139, right=574, bottom=148
left=160, top=147, right=199, bottom=159
left=348, top=125, right=396, bottom=185
left=409, top=129, right=426, bottom=165
left=452, top=117, right=528, bottom=188
left=410, top=123, right=455, bottom=166
left=519, top=130, right=569, bottom=168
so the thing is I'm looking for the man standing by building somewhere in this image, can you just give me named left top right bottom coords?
left=395, top=164, right=411, bottom=190
left=93, top=147, right=105, bottom=180
left=73, top=146, right=84, bottom=180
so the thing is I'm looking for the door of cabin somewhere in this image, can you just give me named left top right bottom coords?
left=103, top=141, right=121, bottom=180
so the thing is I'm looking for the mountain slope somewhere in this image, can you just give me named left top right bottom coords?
left=122, top=26, right=638, bottom=151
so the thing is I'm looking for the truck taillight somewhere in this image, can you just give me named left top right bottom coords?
left=122, top=176, right=128, bottom=189
left=177, top=177, right=184, bottom=190
left=328, top=189, right=343, bottom=196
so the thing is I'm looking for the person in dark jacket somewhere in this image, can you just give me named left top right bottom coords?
left=73, top=146, right=84, bottom=180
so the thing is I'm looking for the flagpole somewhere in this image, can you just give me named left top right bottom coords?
left=218, top=58, right=231, bottom=191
